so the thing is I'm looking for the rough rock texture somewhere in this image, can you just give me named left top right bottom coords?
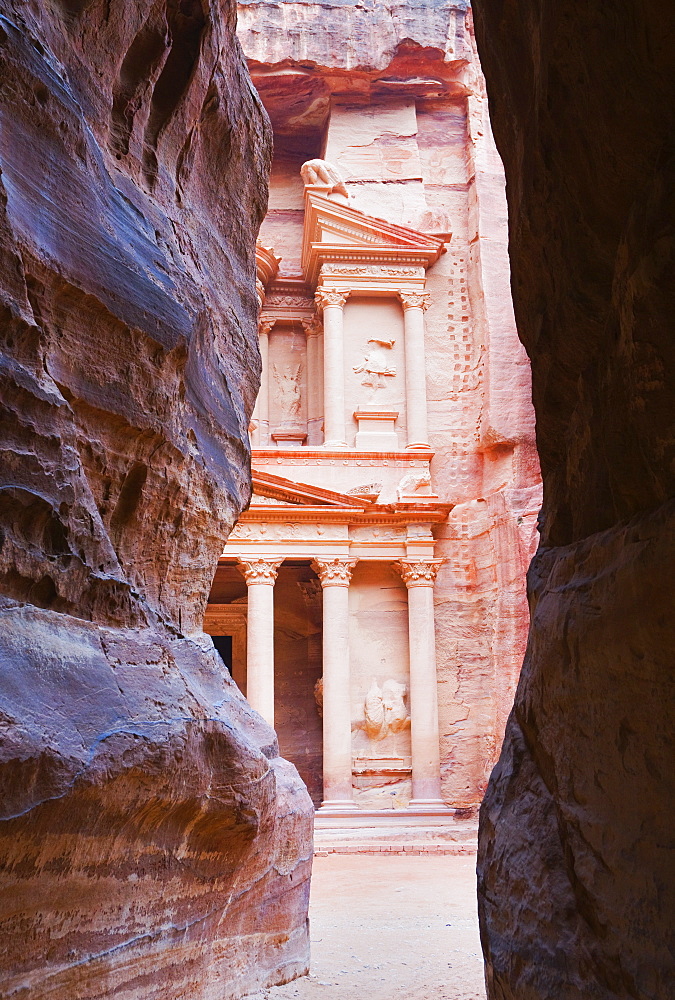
left=0, top=1, right=312, bottom=996
left=472, top=2, right=675, bottom=997
left=237, top=0, right=541, bottom=810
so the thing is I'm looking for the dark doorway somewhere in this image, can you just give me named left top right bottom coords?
left=212, top=635, right=233, bottom=675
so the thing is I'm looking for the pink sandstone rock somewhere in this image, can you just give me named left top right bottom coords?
left=0, top=1, right=312, bottom=996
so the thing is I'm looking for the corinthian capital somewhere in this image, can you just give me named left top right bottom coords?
left=399, top=290, right=430, bottom=311
left=258, top=317, right=275, bottom=337
left=301, top=314, right=322, bottom=338
left=315, top=288, right=349, bottom=311
left=395, top=558, right=443, bottom=588
left=311, top=557, right=357, bottom=587
left=237, top=557, right=283, bottom=585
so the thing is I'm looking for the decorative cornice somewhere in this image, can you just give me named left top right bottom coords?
left=395, top=559, right=443, bottom=587
left=311, top=557, right=358, bottom=587
left=399, top=290, right=431, bottom=311
left=237, top=557, right=283, bottom=585
left=315, top=288, right=349, bottom=311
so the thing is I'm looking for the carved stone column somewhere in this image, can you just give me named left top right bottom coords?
left=396, top=558, right=445, bottom=808
left=302, top=314, right=323, bottom=446
left=253, top=318, right=274, bottom=447
left=311, top=557, right=358, bottom=809
left=315, top=288, right=349, bottom=448
left=238, top=557, right=282, bottom=727
left=399, top=291, right=431, bottom=449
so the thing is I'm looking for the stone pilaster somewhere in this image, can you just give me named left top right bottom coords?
left=315, top=288, right=349, bottom=448
left=399, top=290, right=431, bottom=449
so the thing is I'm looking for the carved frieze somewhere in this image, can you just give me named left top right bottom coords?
left=320, top=264, right=424, bottom=278
left=231, top=522, right=336, bottom=541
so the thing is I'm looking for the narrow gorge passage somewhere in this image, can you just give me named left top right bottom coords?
left=244, top=855, right=485, bottom=1000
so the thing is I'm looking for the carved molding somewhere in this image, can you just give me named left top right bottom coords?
left=395, top=558, right=443, bottom=587
left=315, top=288, right=349, bottom=311
left=311, top=557, right=358, bottom=587
left=399, top=290, right=431, bottom=312
left=237, top=557, right=283, bottom=585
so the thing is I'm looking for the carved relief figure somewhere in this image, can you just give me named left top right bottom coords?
left=363, top=679, right=410, bottom=740
left=273, top=363, right=302, bottom=420
left=353, top=338, right=397, bottom=392
left=396, top=470, right=432, bottom=498
left=300, top=158, right=349, bottom=200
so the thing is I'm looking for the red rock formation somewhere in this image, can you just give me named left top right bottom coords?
left=472, top=2, right=675, bottom=996
left=0, top=1, right=312, bottom=996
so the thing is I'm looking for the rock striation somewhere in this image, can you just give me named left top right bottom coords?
left=473, top=2, right=675, bottom=997
left=0, top=1, right=312, bottom=997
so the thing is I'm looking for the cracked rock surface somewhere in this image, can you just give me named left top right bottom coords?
left=0, top=1, right=312, bottom=996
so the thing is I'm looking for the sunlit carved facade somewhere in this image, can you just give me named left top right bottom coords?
left=205, top=2, right=542, bottom=841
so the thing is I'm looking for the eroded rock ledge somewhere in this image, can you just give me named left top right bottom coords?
left=0, top=1, right=312, bottom=996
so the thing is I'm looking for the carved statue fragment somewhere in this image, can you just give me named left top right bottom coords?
left=363, top=679, right=410, bottom=740
left=353, top=338, right=397, bottom=392
left=300, top=158, right=349, bottom=200
left=273, top=363, right=303, bottom=419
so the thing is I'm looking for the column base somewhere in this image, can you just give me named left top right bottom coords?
left=317, top=799, right=359, bottom=814
left=406, top=441, right=431, bottom=450
left=323, top=440, right=348, bottom=449
left=408, top=798, right=452, bottom=813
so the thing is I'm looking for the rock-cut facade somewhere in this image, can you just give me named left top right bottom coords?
left=205, top=0, right=543, bottom=843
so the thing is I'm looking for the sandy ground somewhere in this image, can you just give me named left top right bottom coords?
left=245, top=854, right=486, bottom=1000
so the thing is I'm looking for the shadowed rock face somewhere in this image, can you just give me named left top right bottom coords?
left=472, top=2, right=675, bottom=997
left=0, top=1, right=312, bottom=996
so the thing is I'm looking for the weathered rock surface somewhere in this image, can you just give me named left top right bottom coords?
left=473, top=2, right=675, bottom=996
left=0, top=1, right=312, bottom=996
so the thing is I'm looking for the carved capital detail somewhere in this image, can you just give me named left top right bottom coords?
left=301, top=314, right=322, bottom=338
left=258, top=318, right=275, bottom=337
left=237, top=557, right=283, bottom=585
left=395, top=559, right=443, bottom=588
left=311, top=557, right=357, bottom=587
left=315, top=288, right=349, bottom=311
left=399, top=290, right=430, bottom=312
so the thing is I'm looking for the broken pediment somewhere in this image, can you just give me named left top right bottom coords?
left=302, top=189, right=446, bottom=285
left=250, top=469, right=366, bottom=509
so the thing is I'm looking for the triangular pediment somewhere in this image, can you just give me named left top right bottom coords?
left=250, top=469, right=367, bottom=509
left=302, top=190, right=445, bottom=284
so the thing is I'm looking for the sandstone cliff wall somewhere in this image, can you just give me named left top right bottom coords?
left=473, top=2, right=675, bottom=997
left=0, top=1, right=312, bottom=996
